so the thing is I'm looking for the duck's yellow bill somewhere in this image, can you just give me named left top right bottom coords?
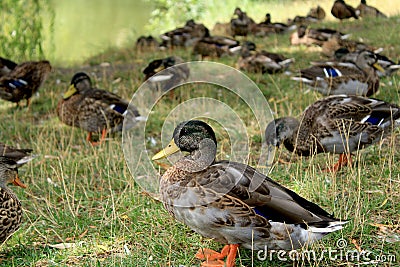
left=154, top=65, right=166, bottom=73
left=373, top=62, right=385, bottom=72
left=152, top=139, right=180, bottom=160
left=63, top=84, right=77, bottom=99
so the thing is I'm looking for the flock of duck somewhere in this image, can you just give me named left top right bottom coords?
left=0, top=0, right=398, bottom=266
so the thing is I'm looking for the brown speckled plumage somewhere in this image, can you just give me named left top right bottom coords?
left=153, top=120, right=346, bottom=266
left=266, top=95, right=400, bottom=157
left=293, top=50, right=382, bottom=96
left=57, top=72, right=141, bottom=143
left=0, top=60, right=51, bottom=107
left=0, top=146, right=32, bottom=243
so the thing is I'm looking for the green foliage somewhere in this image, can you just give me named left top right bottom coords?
left=0, top=0, right=53, bottom=61
left=144, top=0, right=206, bottom=33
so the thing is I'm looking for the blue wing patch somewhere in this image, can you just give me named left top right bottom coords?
left=110, top=104, right=126, bottom=114
left=323, top=67, right=342, bottom=78
left=8, top=79, right=28, bottom=88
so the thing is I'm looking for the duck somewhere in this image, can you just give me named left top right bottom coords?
left=332, top=48, right=400, bottom=77
left=0, top=60, right=51, bottom=107
left=0, top=57, right=17, bottom=77
left=266, top=95, right=400, bottom=172
left=152, top=120, right=347, bottom=267
left=321, top=34, right=379, bottom=57
left=0, top=143, right=33, bottom=243
left=142, top=56, right=189, bottom=95
left=57, top=72, right=143, bottom=145
left=356, top=0, right=387, bottom=18
left=256, top=13, right=294, bottom=34
left=160, top=19, right=210, bottom=48
left=135, top=35, right=160, bottom=52
left=192, top=36, right=241, bottom=59
left=290, top=25, right=350, bottom=47
left=307, top=5, right=326, bottom=20
left=238, top=42, right=294, bottom=74
left=292, top=50, right=384, bottom=96
left=230, top=7, right=255, bottom=38
left=331, top=0, right=359, bottom=21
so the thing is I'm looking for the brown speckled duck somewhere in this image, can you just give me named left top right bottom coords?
left=331, top=0, right=359, bottom=21
left=57, top=72, right=143, bottom=145
left=192, top=36, right=240, bottom=59
left=0, top=143, right=33, bottom=243
left=292, top=50, right=384, bottom=96
left=152, top=120, right=347, bottom=267
left=238, top=42, right=294, bottom=74
left=266, top=95, right=400, bottom=172
left=356, top=0, right=387, bottom=18
left=0, top=60, right=51, bottom=107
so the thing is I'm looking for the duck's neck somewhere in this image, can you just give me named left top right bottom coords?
left=176, top=139, right=217, bottom=173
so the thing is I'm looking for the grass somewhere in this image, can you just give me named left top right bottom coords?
left=0, top=11, right=400, bottom=267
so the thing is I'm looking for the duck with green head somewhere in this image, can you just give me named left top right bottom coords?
left=152, top=120, right=347, bottom=267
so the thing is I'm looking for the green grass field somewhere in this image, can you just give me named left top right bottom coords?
left=0, top=10, right=399, bottom=267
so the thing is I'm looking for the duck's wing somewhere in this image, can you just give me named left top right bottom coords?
left=197, top=160, right=338, bottom=225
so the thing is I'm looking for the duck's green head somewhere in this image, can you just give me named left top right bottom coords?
left=63, top=72, right=92, bottom=99
left=0, top=157, right=26, bottom=189
left=152, top=120, right=217, bottom=160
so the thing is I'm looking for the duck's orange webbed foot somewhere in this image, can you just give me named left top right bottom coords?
left=196, top=244, right=239, bottom=267
left=323, top=154, right=352, bottom=172
left=87, top=129, right=108, bottom=146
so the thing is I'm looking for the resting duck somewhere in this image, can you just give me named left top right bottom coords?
left=331, top=0, right=359, bottom=21
left=292, top=50, right=384, bottom=96
left=152, top=120, right=347, bottom=267
left=230, top=7, right=255, bottom=38
left=0, top=60, right=51, bottom=107
left=266, top=95, right=400, bottom=172
left=57, top=72, right=143, bottom=145
left=142, top=56, right=189, bottom=95
left=256, top=13, right=294, bottom=34
left=135, top=35, right=160, bottom=52
left=356, top=0, right=387, bottom=18
left=332, top=48, right=400, bottom=77
left=290, top=25, right=350, bottom=46
left=160, top=20, right=210, bottom=48
left=238, top=42, right=294, bottom=74
left=0, top=57, right=17, bottom=77
left=192, top=36, right=241, bottom=59
left=0, top=143, right=33, bottom=243
left=307, top=5, right=326, bottom=20
left=321, top=34, right=379, bottom=57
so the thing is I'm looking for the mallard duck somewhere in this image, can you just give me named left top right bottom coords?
left=0, top=57, right=17, bottom=77
left=356, top=0, right=387, bottom=18
left=290, top=26, right=350, bottom=47
left=192, top=36, right=240, bottom=59
left=238, top=42, right=294, bottom=74
left=152, top=120, right=347, bottom=267
left=160, top=20, right=210, bottom=48
left=266, top=95, right=400, bottom=172
left=57, top=72, right=142, bottom=145
left=332, top=48, right=400, bottom=77
left=307, top=5, right=326, bottom=20
left=135, top=35, right=160, bottom=52
left=230, top=7, right=255, bottom=38
left=142, top=56, right=189, bottom=95
left=331, top=0, right=359, bottom=21
left=292, top=50, right=384, bottom=96
left=0, top=143, right=33, bottom=243
left=321, top=36, right=379, bottom=58
left=256, top=13, right=294, bottom=34
left=0, top=60, right=51, bottom=107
